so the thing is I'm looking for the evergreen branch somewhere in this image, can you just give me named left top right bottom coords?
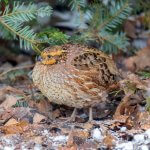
left=0, top=17, right=39, bottom=50
left=0, top=2, right=52, bottom=51
left=69, top=0, right=86, bottom=10
left=1, top=2, right=52, bottom=23
left=0, top=23, right=13, bottom=39
left=99, top=31, right=129, bottom=53
left=97, top=1, right=132, bottom=31
left=37, top=28, right=69, bottom=46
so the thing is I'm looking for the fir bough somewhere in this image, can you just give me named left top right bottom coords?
left=0, top=0, right=132, bottom=54
left=0, top=1, right=52, bottom=52
left=70, top=0, right=132, bottom=53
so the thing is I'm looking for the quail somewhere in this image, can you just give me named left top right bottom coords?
left=32, top=44, right=120, bottom=121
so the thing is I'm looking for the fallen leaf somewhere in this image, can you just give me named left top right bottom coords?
left=0, top=95, right=18, bottom=109
left=35, top=99, right=52, bottom=114
left=4, top=118, right=18, bottom=126
left=52, top=109, right=61, bottom=119
left=0, top=108, right=15, bottom=124
left=103, top=134, right=116, bottom=149
left=83, top=122, right=93, bottom=130
left=113, top=92, right=143, bottom=130
left=72, top=129, right=89, bottom=139
left=124, top=46, right=150, bottom=72
left=59, top=144, right=78, bottom=150
left=32, top=136, right=43, bottom=144
left=33, top=113, right=46, bottom=123
left=65, top=128, right=89, bottom=149
left=114, top=94, right=139, bottom=119
left=1, top=120, right=29, bottom=134
left=135, top=112, right=150, bottom=130
left=124, top=19, right=137, bottom=38
left=120, top=74, right=147, bottom=94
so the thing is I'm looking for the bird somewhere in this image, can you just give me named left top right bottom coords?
left=32, top=44, right=120, bottom=121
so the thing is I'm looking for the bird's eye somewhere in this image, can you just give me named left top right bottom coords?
left=47, top=55, right=51, bottom=58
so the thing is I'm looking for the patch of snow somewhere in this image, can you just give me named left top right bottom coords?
left=53, top=135, right=68, bottom=142
left=139, top=145, right=149, bottom=150
left=116, top=142, right=133, bottom=150
left=145, top=129, right=150, bottom=139
left=21, top=147, right=28, bottom=150
left=92, top=128, right=103, bottom=141
left=134, top=134, right=145, bottom=143
left=43, top=129, right=49, bottom=136
left=120, top=127, right=127, bottom=132
left=34, top=144, right=42, bottom=150
left=2, top=138, right=12, bottom=145
left=4, top=146, right=15, bottom=150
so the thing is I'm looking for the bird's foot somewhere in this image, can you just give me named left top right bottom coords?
left=63, top=108, right=77, bottom=123
left=88, top=107, right=93, bottom=122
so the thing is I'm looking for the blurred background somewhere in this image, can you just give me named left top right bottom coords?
left=0, top=0, right=150, bottom=111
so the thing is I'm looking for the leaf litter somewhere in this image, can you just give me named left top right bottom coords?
left=1, top=29, right=150, bottom=149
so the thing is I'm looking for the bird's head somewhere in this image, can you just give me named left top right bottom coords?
left=38, top=46, right=67, bottom=65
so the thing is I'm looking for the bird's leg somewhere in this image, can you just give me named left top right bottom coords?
left=70, top=108, right=77, bottom=122
left=89, top=107, right=93, bottom=121
left=64, top=108, right=77, bottom=122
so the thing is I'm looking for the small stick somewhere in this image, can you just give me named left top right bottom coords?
left=0, top=64, right=34, bottom=78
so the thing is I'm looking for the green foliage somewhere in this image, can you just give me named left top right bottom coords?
left=69, top=0, right=86, bottom=10
left=0, top=0, right=8, bottom=4
left=133, top=0, right=150, bottom=14
left=80, top=0, right=131, bottom=53
left=0, top=0, right=131, bottom=54
left=100, top=32, right=129, bottom=54
left=137, top=71, right=150, bottom=79
left=0, top=1, right=52, bottom=51
left=13, top=100, right=28, bottom=107
left=37, top=28, right=69, bottom=47
left=89, top=1, right=131, bottom=32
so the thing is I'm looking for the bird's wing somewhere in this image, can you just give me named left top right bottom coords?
left=71, top=49, right=116, bottom=86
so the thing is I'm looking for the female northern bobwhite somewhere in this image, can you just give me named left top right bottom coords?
left=32, top=44, right=120, bottom=121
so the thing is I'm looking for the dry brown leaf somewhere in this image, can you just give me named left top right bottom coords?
left=141, top=124, right=150, bottom=130
left=72, top=130, right=89, bottom=139
left=83, top=122, right=93, bottom=130
left=0, top=108, right=15, bottom=124
left=65, top=129, right=89, bottom=141
left=59, top=144, right=78, bottom=150
left=67, top=130, right=74, bottom=147
left=120, top=74, right=148, bottom=94
left=33, top=113, right=46, bottom=123
left=113, top=93, right=142, bottom=130
left=114, top=94, right=138, bottom=119
left=124, top=20, right=137, bottom=38
left=61, top=129, right=77, bottom=150
left=65, top=129, right=89, bottom=149
left=103, top=134, right=116, bottom=149
left=4, top=118, right=18, bottom=126
left=135, top=112, right=150, bottom=130
left=1, top=120, right=29, bottom=134
left=0, top=86, right=24, bottom=97
left=52, top=109, right=61, bottom=119
left=0, top=95, right=18, bottom=109
left=124, top=46, right=150, bottom=71
left=35, top=99, right=52, bottom=114
left=127, top=74, right=148, bottom=90
left=32, top=136, right=43, bottom=144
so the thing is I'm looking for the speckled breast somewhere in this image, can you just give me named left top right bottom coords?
left=32, top=62, right=104, bottom=108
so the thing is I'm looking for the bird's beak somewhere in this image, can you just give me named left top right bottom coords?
left=36, top=55, right=42, bottom=62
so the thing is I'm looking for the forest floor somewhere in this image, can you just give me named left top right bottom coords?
left=0, top=18, right=150, bottom=149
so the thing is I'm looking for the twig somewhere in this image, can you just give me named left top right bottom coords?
left=0, top=64, right=34, bottom=78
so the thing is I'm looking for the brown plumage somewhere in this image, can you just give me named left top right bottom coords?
left=32, top=44, right=120, bottom=121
